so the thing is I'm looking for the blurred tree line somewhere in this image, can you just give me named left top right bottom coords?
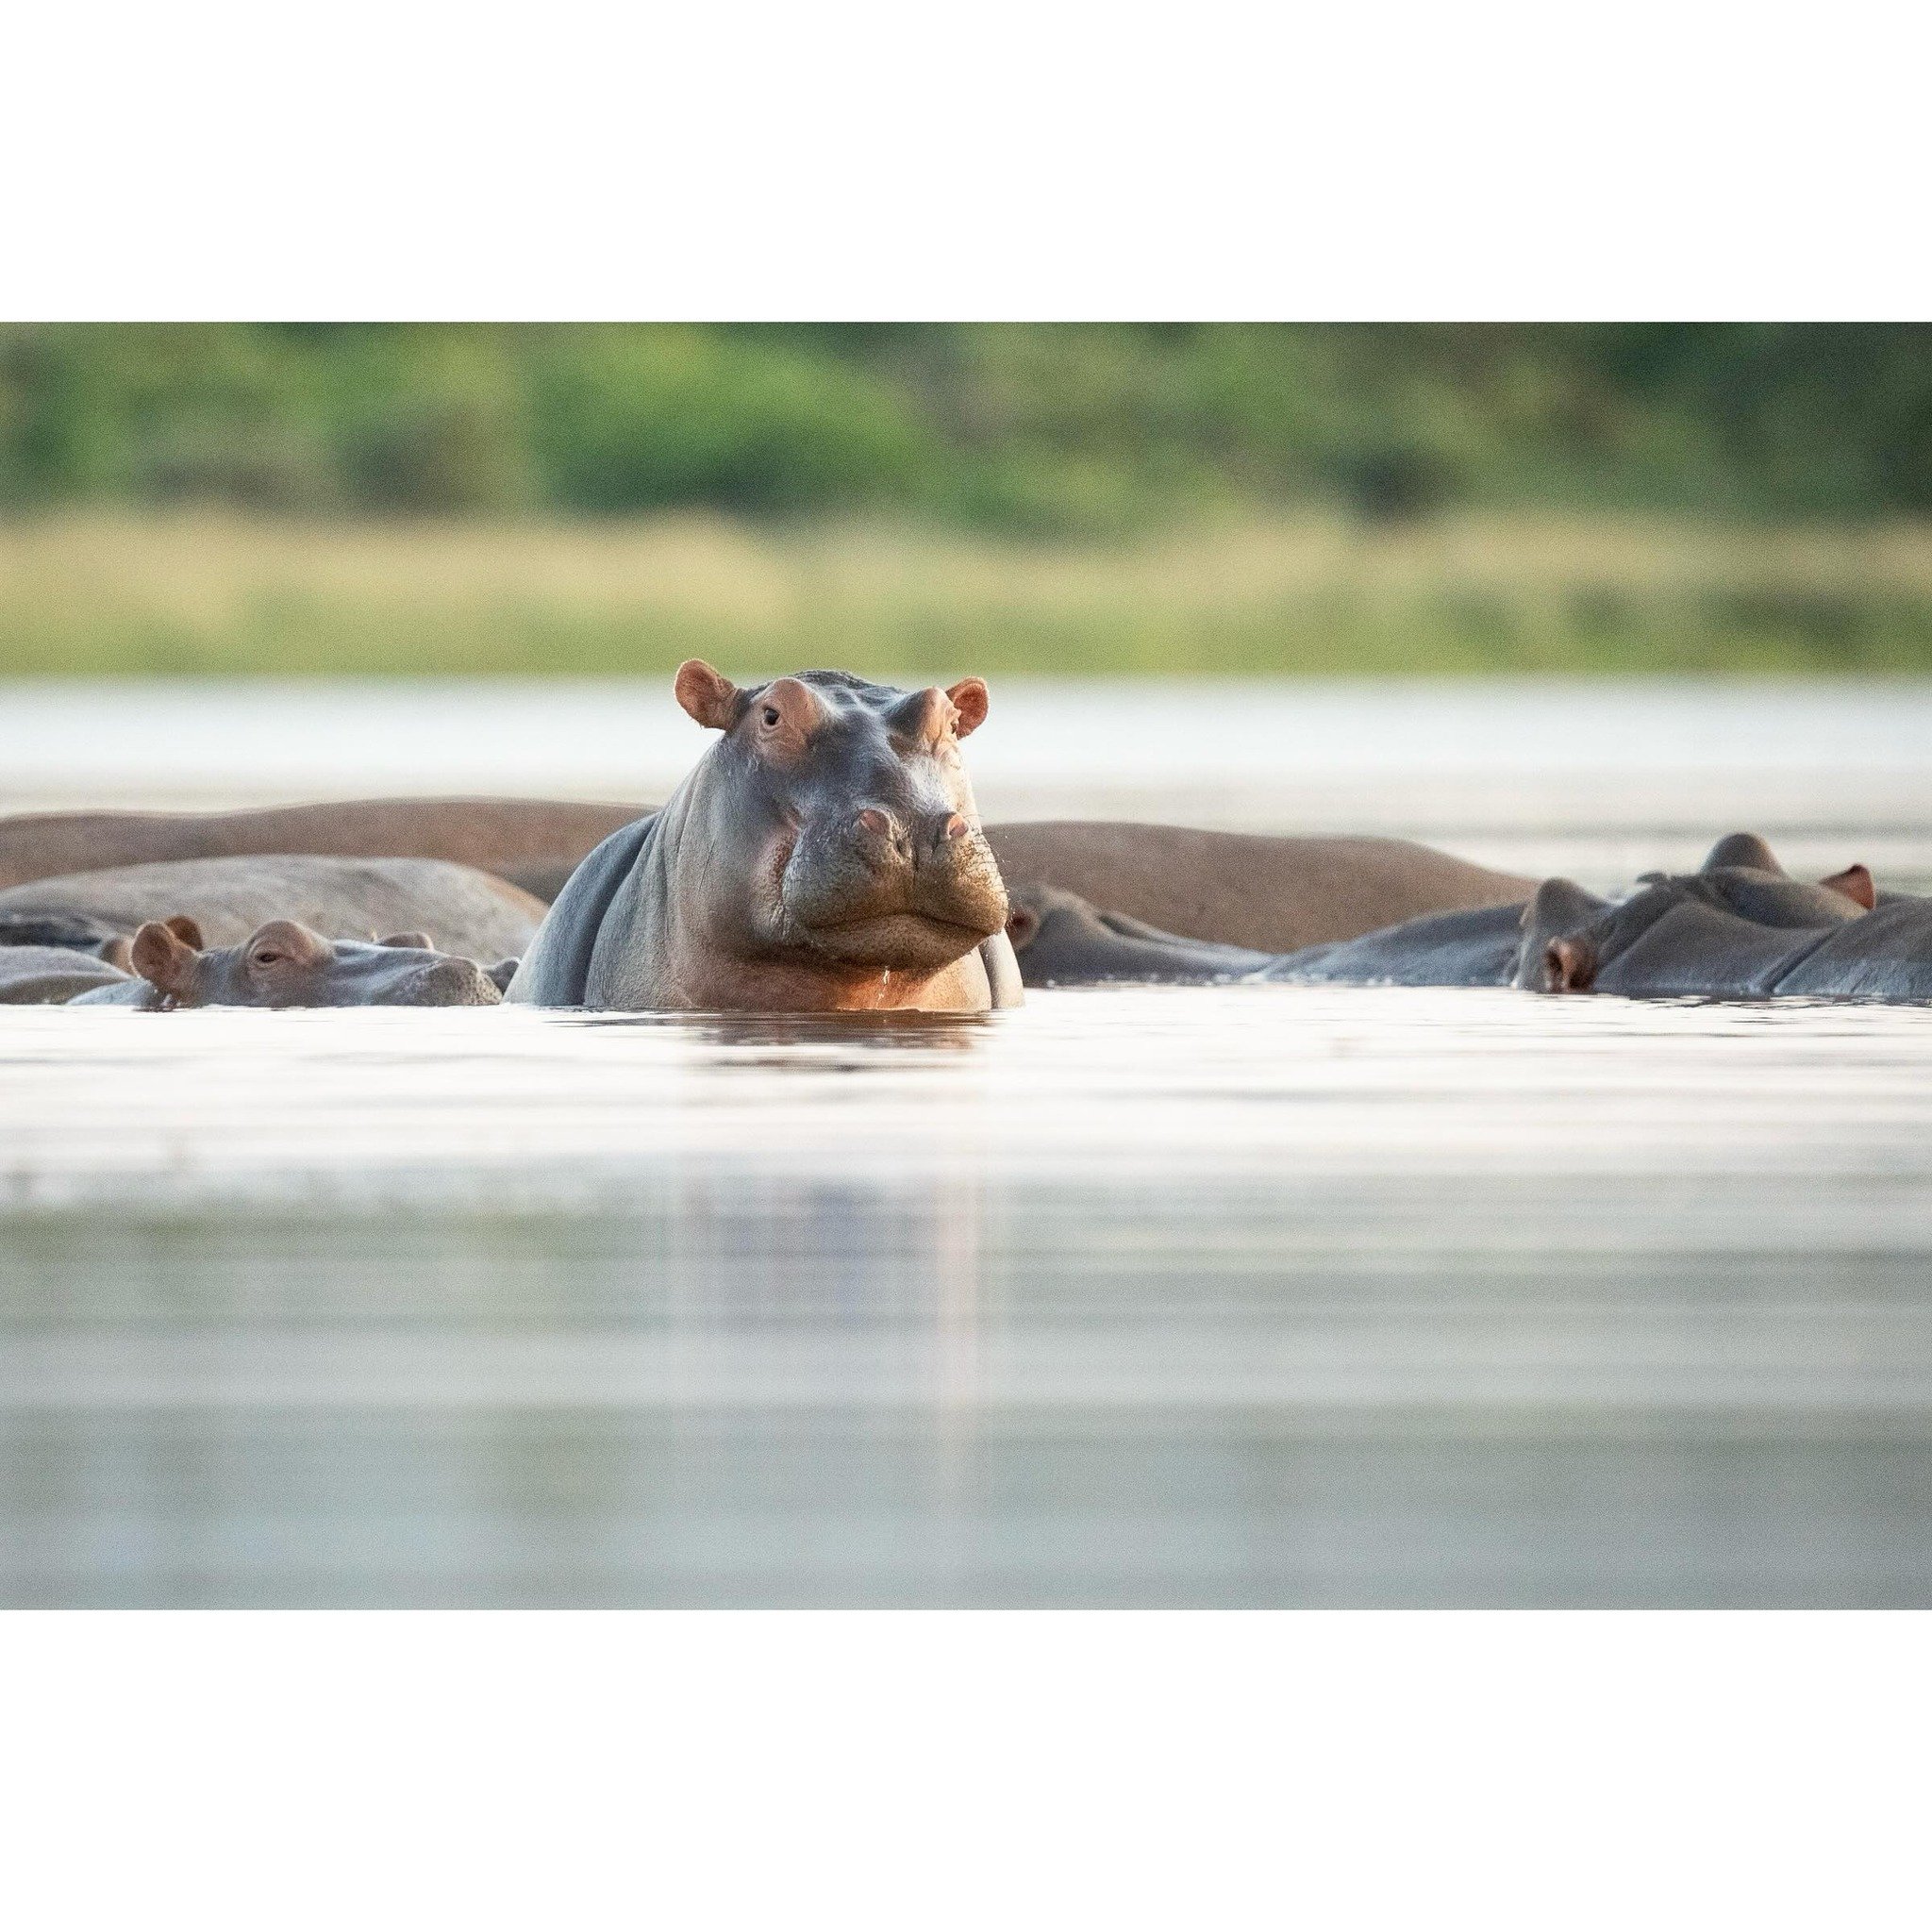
left=2, top=323, right=1928, bottom=533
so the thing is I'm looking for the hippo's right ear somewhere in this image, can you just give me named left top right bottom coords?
left=486, top=958, right=520, bottom=992
left=1005, top=903, right=1041, bottom=953
left=675, top=659, right=741, bottom=731
left=129, top=920, right=200, bottom=997
left=163, top=914, right=205, bottom=949
left=1818, top=862, right=1877, bottom=911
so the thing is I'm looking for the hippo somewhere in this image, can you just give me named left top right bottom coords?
left=984, top=821, right=1533, bottom=954
left=1005, top=882, right=1278, bottom=984
left=69, top=916, right=510, bottom=1008
left=0, top=909, right=132, bottom=962
left=508, top=662, right=1022, bottom=1011
left=0, top=804, right=1533, bottom=949
left=1006, top=879, right=1528, bottom=988
left=1008, top=832, right=1902, bottom=996
left=0, top=798, right=644, bottom=903
left=0, top=855, right=544, bottom=962
left=1517, top=838, right=1932, bottom=1000
left=0, top=944, right=133, bottom=1004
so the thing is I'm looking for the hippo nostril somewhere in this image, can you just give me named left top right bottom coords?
left=940, top=813, right=969, bottom=842
left=855, top=808, right=893, bottom=840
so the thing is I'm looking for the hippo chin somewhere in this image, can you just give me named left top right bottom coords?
left=69, top=917, right=506, bottom=1009
left=508, top=662, right=1023, bottom=1012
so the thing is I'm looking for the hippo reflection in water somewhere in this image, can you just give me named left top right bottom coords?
left=1008, top=833, right=1932, bottom=1003
left=69, top=917, right=512, bottom=1009
left=508, top=661, right=1023, bottom=1012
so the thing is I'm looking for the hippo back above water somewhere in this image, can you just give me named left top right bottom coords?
left=508, top=662, right=1022, bottom=1012
left=0, top=855, right=544, bottom=962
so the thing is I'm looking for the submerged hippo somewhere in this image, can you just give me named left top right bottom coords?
left=1008, top=831, right=1907, bottom=998
left=508, top=662, right=1023, bottom=1011
left=1006, top=879, right=1527, bottom=988
left=70, top=916, right=510, bottom=1008
left=0, top=944, right=133, bottom=1004
left=0, top=855, right=544, bottom=962
left=1517, top=836, right=1931, bottom=1000
left=986, top=822, right=1533, bottom=953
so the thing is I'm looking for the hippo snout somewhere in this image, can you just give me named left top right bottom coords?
left=779, top=808, right=1009, bottom=969
left=405, top=957, right=503, bottom=1006
left=846, top=807, right=972, bottom=857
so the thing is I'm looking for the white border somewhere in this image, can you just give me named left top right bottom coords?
left=6, top=3, right=1930, bottom=318
left=3, top=1612, right=1925, bottom=1929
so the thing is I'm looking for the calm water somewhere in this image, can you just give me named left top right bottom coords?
left=4, top=681, right=1932, bottom=1606
left=5, top=991, right=1932, bottom=1607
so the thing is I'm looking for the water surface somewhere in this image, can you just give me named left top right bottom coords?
left=7, top=678, right=1932, bottom=1605
left=6, top=989, right=1931, bottom=1607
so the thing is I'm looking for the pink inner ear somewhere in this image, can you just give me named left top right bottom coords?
left=946, top=677, right=990, bottom=737
left=675, top=658, right=740, bottom=731
left=1820, top=862, right=1876, bottom=910
left=130, top=921, right=194, bottom=992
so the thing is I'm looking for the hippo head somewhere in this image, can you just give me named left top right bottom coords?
left=127, top=916, right=504, bottom=1008
left=1517, top=833, right=1880, bottom=993
left=672, top=659, right=1009, bottom=974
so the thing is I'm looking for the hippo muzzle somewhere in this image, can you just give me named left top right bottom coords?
left=392, top=955, right=504, bottom=1006
left=775, top=804, right=1009, bottom=971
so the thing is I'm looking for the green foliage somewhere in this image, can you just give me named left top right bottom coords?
left=2, top=325, right=1929, bottom=534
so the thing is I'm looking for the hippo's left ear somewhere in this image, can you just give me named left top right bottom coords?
left=1541, top=935, right=1597, bottom=993
left=1704, top=832, right=1785, bottom=874
left=675, top=659, right=741, bottom=732
left=380, top=931, right=435, bottom=951
left=946, top=677, right=990, bottom=738
left=129, top=920, right=200, bottom=998
left=487, top=958, right=520, bottom=992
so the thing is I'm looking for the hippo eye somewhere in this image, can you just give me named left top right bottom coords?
left=761, top=705, right=781, bottom=727
left=252, top=948, right=282, bottom=967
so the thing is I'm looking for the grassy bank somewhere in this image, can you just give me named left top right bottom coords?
left=6, top=510, right=1932, bottom=679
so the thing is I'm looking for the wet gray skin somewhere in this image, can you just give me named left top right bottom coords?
left=1516, top=834, right=1932, bottom=999
left=1008, top=831, right=1908, bottom=997
left=69, top=917, right=508, bottom=1009
left=508, top=662, right=1021, bottom=1012
left=0, top=855, right=543, bottom=963
left=0, top=944, right=132, bottom=1004
left=1007, top=879, right=1527, bottom=989
left=1004, top=881, right=1279, bottom=985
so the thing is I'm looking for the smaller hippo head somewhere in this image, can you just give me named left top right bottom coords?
left=672, top=659, right=1009, bottom=974
left=127, top=917, right=504, bottom=1008
left=1517, top=834, right=1881, bottom=994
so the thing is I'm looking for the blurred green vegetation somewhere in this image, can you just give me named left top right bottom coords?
left=3, top=325, right=1931, bottom=677
left=4, top=324, right=1931, bottom=533
left=8, top=510, right=1932, bottom=680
